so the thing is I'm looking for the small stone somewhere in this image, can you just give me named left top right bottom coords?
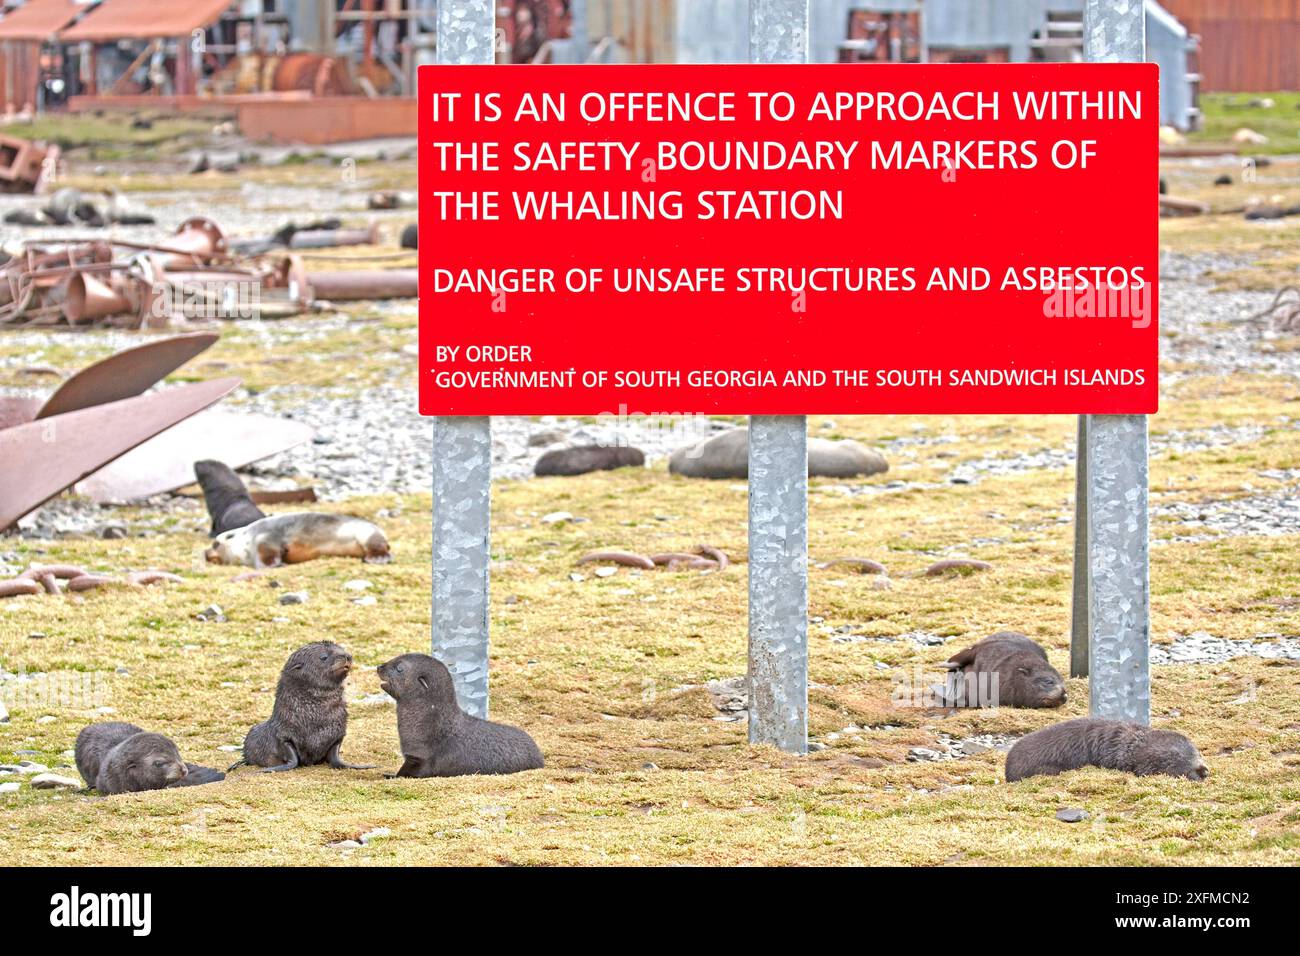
left=569, top=572, right=585, bottom=583
left=806, top=742, right=826, bottom=752
left=30, top=773, right=80, bottom=790
left=503, top=594, right=519, bottom=605
left=17, top=762, right=49, bottom=774
left=641, top=762, right=659, bottom=771
left=352, top=595, right=377, bottom=607
left=0, top=699, right=7, bottom=723
left=594, top=567, right=618, bottom=578
left=542, top=511, right=574, bottom=525
left=197, top=604, right=226, bottom=623
left=279, top=591, right=309, bottom=606
left=99, top=524, right=128, bottom=540
left=330, top=840, right=362, bottom=850
left=37, top=715, right=56, bottom=724
left=1056, top=808, right=1089, bottom=824
left=28, top=632, right=46, bottom=640
left=217, top=745, right=241, bottom=752
left=359, top=827, right=391, bottom=845
left=0, top=782, right=18, bottom=794
left=343, top=579, right=372, bottom=592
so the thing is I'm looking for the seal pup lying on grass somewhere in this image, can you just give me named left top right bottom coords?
left=1005, top=718, right=1209, bottom=782
left=941, top=632, right=1066, bottom=709
left=194, top=459, right=266, bottom=536
left=75, top=722, right=225, bottom=794
left=378, top=653, right=544, bottom=777
left=233, top=642, right=374, bottom=773
left=205, top=513, right=390, bottom=568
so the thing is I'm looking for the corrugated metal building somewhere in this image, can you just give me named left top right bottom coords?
left=1162, top=0, right=1300, bottom=91
left=671, top=0, right=1197, bottom=128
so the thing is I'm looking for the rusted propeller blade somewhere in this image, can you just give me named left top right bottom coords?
left=75, top=410, right=314, bottom=504
left=0, top=397, right=42, bottom=431
left=35, top=332, right=220, bottom=420
left=0, top=378, right=240, bottom=530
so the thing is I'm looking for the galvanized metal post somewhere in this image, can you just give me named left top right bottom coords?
left=1081, top=0, right=1150, bottom=724
left=432, top=0, right=495, bottom=719
left=1069, top=415, right=1089, bottom=678
left=747, top=0, right=809, bottom=755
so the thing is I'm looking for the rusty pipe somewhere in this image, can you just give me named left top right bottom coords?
left=305, top=269, right=418, bottom=302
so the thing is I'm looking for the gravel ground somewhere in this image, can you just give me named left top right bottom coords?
left=5, top=226, right=1300, bottom=543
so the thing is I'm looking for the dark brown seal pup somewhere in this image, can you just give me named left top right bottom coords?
left=76, top=721, right=225, bottom=792
left=94, top=732, right=188, bottom=794
left=194, top=459, right=266, bottom=536
left=943, top=632, right=1066, bottom=708
left=534, top=445, right=645, bottom=477
left=236, top=642, right=373, bottom=772
left=1005, top=718, right=1209, bottom=782
left=377, top=653, right=543, bottom=777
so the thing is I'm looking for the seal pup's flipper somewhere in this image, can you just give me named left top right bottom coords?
left=194, top=459, right=267, bottom=537
left=327, top=739, right=376, bottom=770
left=257, top=739, right=302, bottom=773
left=168, top=764, right=226, bottom=787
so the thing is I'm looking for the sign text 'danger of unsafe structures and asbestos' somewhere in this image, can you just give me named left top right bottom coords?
left=417, top=64, right=1158, bottom=416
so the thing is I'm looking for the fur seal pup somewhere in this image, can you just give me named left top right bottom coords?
left=76, top=721, right=225, bottom=792
left=534, top=445, right=645, bottom=477
left=377, top=653, right=544, bottom=777
left=942, top=632, right=1066, bottom=708
left=1005, top=718, right=1209, bottom=783
left=236, top=642, right=373, bottom=772
left=194, top=459, right=266, bottom=536
left=205, top=513, right=390, bottom=568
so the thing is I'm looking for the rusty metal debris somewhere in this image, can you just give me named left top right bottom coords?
left=0, top=377, right=240, bottom=530
left=1, top=215, right=411, bottom=329
left=0, top=563, right=183, bottom=599
left=0, top=133, right=59, bottom=194
left=36, top=332, right=220, bottom=420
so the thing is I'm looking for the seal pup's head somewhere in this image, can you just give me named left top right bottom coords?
left=1005, top=654, right=1067, bottom=709
left=108, top=733, right=188, bottom=791
left=206, top=524, right=255, bottom=565
left=378, top=653, right=456, bottom=706
left=282, top=641, right=353, bottom=690
left=1133, top=728, right=1209, bottom=781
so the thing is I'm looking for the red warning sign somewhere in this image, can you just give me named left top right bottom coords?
left=418, top=63, right=1158, bottom=416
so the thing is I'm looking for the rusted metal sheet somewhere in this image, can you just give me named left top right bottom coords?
left=75, top=410, right=314, bottom=504
left=0, top=397, right=43, bottom=431
left=0, top=378, right=240, bottom=531
left=58, top=0, right=235, bottom=42
left=36, top=332, right=220, bottom=420
left=0, top=0, right=82, bottom=41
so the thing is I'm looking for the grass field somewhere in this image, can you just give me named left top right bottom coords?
left=2, top=118, right=1299, bottom=866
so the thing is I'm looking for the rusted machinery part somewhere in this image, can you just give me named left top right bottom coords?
left=696, top=544, right=729, bottom=570
left=819, top=557, right=887, bottom=575
left=574, top=550, right=655, bottom=570
left=20, top=564, right=86, bottom=580
left=304, top=269, right=418, bottom=302
left=127, top=570, right=184, bottom=586
left=67, top=574, right=115, bottom=592
left=0, top=377, right=241, bottom=531
left=0, top=579, right=42, bottom=598
left=924, top=559, right=992, bottom=576
left=288, top=223, right=383, bottom=250
left=36, top=333, right=219, bottom=420
left=157, top=217, right=228, bottom=270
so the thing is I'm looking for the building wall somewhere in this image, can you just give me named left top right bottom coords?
left=1161, top=0, right=1300, bottom=90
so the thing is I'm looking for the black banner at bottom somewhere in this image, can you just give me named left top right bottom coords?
left=7, top=866, right=1276, bottom=942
